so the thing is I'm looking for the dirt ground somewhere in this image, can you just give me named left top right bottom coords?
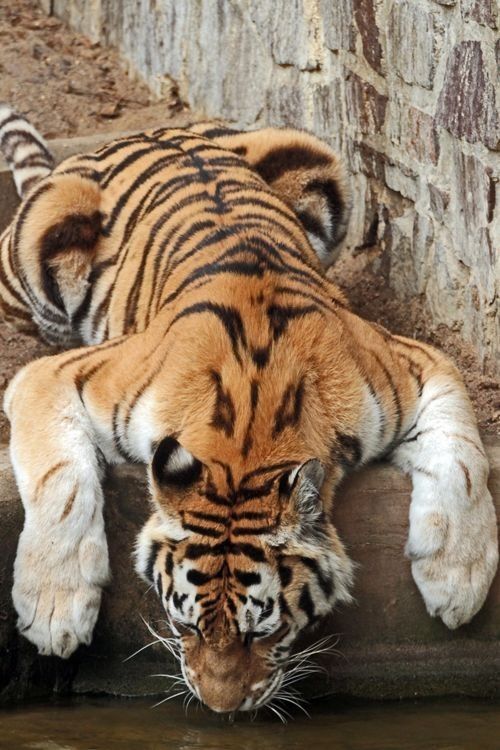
left=0, top=0, right=497, bottom=443
left=0, top=0, right=188, bottom=138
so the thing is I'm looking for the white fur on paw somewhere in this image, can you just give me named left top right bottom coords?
left=15, top=585, right=101, bottom=658
left=406, top=495, right=498, bottom=629
left=13, top=527, right=109, bottom=658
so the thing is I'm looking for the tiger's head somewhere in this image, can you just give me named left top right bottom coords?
left=136, top=436, right=354, bottom=714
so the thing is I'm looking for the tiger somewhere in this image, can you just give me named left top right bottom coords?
left=0, top=103, right=497, bottom=715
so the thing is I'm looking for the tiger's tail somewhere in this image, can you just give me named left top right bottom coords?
left=0, top=103, right=54, bottom=198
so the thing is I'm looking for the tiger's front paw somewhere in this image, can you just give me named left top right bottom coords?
left=406, top=489, right=498, bottom=629
left=13, top=525, right=109, bottom=658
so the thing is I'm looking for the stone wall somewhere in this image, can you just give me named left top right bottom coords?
left=41, top=0, right=499, bottom=371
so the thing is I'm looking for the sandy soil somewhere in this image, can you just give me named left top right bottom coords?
left=0, top=0, right=497, bottom=443
left=0, top=0, right=188, bottom=138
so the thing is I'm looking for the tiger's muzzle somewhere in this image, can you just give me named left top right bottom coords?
left=182, top=636, right=281, bottom=713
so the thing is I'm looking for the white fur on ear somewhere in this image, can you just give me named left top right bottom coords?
left=151, top=436, right=203, bottom=488
left=287, top=465, right=301, bottom=488
left=287, top=459, right=324, bottom=491
left=167, top=444, right=196, bottom=473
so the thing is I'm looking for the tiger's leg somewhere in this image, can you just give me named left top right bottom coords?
left=384, top=337, right=498, bottom=628
left=341, top=314, right=497, bottom=628
left=4, top=332, right=154, bottom=658
left=190, top=122, right=351, bottom=269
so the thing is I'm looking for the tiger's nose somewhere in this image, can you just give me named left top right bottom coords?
left=191, top=642, right=252, bottom=713
left=197, top=675, right=249, bottom=713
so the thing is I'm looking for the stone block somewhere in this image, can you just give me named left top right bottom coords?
left=428, top=183, right=450, bottom=222
left=355, top=141, right=386, bottom=181
left=311, top=80, right=343, bottom=144
left=383, top=209, right=417, bottom=296
left=388, top=2, right=440, bottom=89
left=450, top=146, right=495, bottom=268
left=266, top=80, right=307, bottom=129
left=406, top=107, right=440, bottom=165
left=426, top=238, right=468, bottom=323
left=436, top=41, right=499, bottom=150
left=390, top=102, right=440, bottom=166
left=461, top=0, right=498, bottom=29
left=385, top=160, right=419, bottom=202
left=320, top=0, right=356, bottom=53
left=345, top=70, right=388, bottom=135
left=412, top=212, right=435, bottom=291
left=353, top=0, right=383, bottom=74
left=249, top=0, right=322, bottom=72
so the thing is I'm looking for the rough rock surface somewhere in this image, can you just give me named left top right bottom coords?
left=43, top=0, right=500, bottom=374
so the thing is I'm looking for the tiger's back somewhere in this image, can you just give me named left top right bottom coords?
left=1, top=122, right=348, bottom=348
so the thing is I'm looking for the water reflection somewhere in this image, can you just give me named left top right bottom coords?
left=1, top=697, right=499, bottom=750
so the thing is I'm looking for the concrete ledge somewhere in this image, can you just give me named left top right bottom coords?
left=1, top=439, right=499, bottom=703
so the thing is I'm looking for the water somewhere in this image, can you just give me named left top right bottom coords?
left=1, top=697, right=500, bottom=750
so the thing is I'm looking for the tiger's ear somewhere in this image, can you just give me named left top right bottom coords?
left=151, top=436, right=203, bottom=490
left=272, top=459, right=325, bottom=546
left=280, top=459, right=324, bottom=509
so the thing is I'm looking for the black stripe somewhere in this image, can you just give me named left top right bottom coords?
left=210, top=370, right=236, bottom=437
left=334, top=432, right=363, bottom=468
left=186, top=567, right=223, bottom=586
left=232, top=510, right=268, bottom=521
left=234, top=570, right=261, bottom=587
left=251, top=346, right=270, bottom=369
left=189, top=510, right=228, bottom=525
left=182, top=523, right=222, bottom=538
left=371, top=351, right=403, bottom=441
left=167, top=302, right=247, bottom=364
left=241, top=462, right=297, bottom=482
left=254, top=146, right=331, bottom=183
left=232, top=525, right=276, bottom=536
left=304, top=178, right=345, bottom=245
left=298, top=584, right=316, bottom=624
left=300, top=557, right=334, bottom=597
left=273, top=377, right=305, bottom=437
left=184, top=541, right=228, bottom=560
left=231, top=543, right=266, bottom=563
left=278, top=565, right=293, bottom=588
left=145, top=542, right=160, bottom=583
left=242, top=379, right=259, bottom=457
left=268, top=304, right=320, bottom=341
left=165, top=552, right=174, bottom=577
left=112, top=403, right=131, bottom=460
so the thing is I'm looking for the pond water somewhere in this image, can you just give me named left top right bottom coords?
left=1, top=697, right=500, bottom=750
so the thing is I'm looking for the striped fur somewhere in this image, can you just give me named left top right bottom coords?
left=0, top=104, right=54, bottom=198
left=2, top=114, right=497, bottom=714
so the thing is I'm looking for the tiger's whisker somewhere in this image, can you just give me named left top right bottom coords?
left=266, top=702, right=288, bottom=724
left=123, top=638, right=162, bottom=663
left=151, top=690, right=188, bottom=708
